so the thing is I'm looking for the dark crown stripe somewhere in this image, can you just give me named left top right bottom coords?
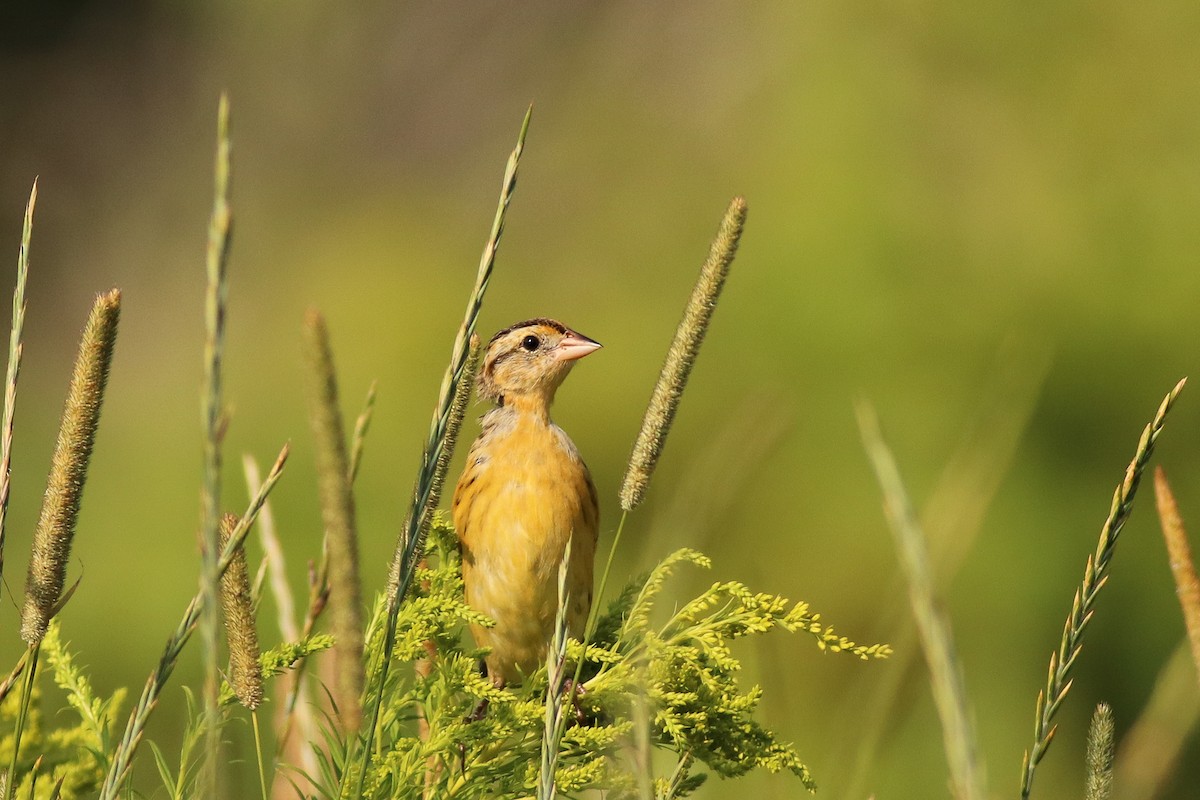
left=488, top=317, right=569, bottom=344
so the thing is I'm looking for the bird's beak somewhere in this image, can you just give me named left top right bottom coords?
left=554, top=332, right=603, bottom=362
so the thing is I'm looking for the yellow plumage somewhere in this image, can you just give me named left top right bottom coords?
left=453, top=319, right=601, bottom=685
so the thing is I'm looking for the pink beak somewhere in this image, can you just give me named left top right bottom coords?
left=554, top=332, right=603, bottom=362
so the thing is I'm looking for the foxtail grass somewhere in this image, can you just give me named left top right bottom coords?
left=353, top=106, right=531, bottom=799
left=216, top=509, right=268, bottom=800
left=1153, top=466, right=1200, bottom=679
left=1085, top=703, right=1114, bottom=800
left=302, top=308, right=364, bottom=732
left=20, top=288, right=121, bottom=644
left=619, top=195, right=746, bottom=513
left=217, top=512, right=263, bottom=710
left=590, top=196, right=747, bottom=649
left=0, top=179, right=35, bottom=598
left=1019, top=378, right=1186, bottom=799
left=99, top=444, right=288, bottom=800
left=857, top=400, right=985, bottom=800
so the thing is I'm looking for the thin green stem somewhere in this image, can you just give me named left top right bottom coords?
left=251, top=710, right=268, bottom=800
left=2, top=645, right=38, bottom=800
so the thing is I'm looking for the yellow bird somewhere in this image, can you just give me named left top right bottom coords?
left=453, top=318, right=602, bottom=686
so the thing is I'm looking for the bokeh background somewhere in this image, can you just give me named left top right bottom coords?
left=2, top=1, right=1199, bottom=797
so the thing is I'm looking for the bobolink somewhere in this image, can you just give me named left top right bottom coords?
left=452, top=318, right=601, bottom=685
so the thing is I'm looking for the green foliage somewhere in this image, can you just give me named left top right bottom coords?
left=0, top=623, right=125, bottom=799
left=331, top=514, right=889, bottom=798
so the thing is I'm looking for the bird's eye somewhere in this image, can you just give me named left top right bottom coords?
left=520, top=335, right=541, bottom=352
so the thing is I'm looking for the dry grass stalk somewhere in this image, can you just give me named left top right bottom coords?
left=619, top=196, right=746, bottom=512
left=1153, top=466, right=1200, bottom=680
left=302, top=308, right=363, bottom=733
left=218, top=512, right=263, bottom=710
left=20, top=289, right=120, bottom=644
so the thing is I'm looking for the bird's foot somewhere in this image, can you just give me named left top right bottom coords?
left=560, top=678, right=591, bottom=725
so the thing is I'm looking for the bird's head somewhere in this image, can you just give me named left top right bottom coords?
left=477, top=318, right=602, bottom=409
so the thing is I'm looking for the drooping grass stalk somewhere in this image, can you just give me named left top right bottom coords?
left=537, top=537, right=574, bottom=800
left=20, top=289, right=121, bottom=644
left=1085, top=703, right=1114, bottom=800
left=0, top=649, right=30, bottom=706
left=99, top=444, right=288, bottom=800
left=619, top=196, right=747, bottom=512
left=199, top=92, right=233, bottom=794
left=302, top=309, right=364, bottom=733
left=1153, top=466, right=1200, bottom=679
left=1019, top=378, right=1186, bottom=800
left=0, top=180, right=35, bottom=597
left=217, top=512, right=263, bottom=711
left=351, top=107, right=530, bottom=798
left=856, top=401, right=985, bottom=800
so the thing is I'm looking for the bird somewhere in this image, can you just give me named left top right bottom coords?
left=452, top=318, right=602, bottom=687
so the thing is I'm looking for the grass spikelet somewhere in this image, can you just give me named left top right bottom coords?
left=356, top=106, right=531, bottom=800
left=0, top=179, right=35, bottom=596
left=385, top=106, right=529, bottom=602
left=20, top=288, right=120, bottom=644
left=1019, top=377, right=1186, bottom=800
left=1153, top=466, right=1200, bottom=679
left=217, top=512, right=263, bottom=710
left=856, top=400, right=984, bottom=800
left=1085, top=703, right=1114, bottom=800
left=302, top=308, right=363, bottom=732
left=619, top=195, right=747, bottom=512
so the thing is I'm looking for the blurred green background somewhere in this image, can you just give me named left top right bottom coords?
left=2, top=1, right=1199, bottom=797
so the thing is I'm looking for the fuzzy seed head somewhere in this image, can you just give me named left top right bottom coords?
left=218, top=512, right=263, bottom=709
left=620, top=197, right=746, bottom=511
left=21, top=289, right=120, bottom=643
